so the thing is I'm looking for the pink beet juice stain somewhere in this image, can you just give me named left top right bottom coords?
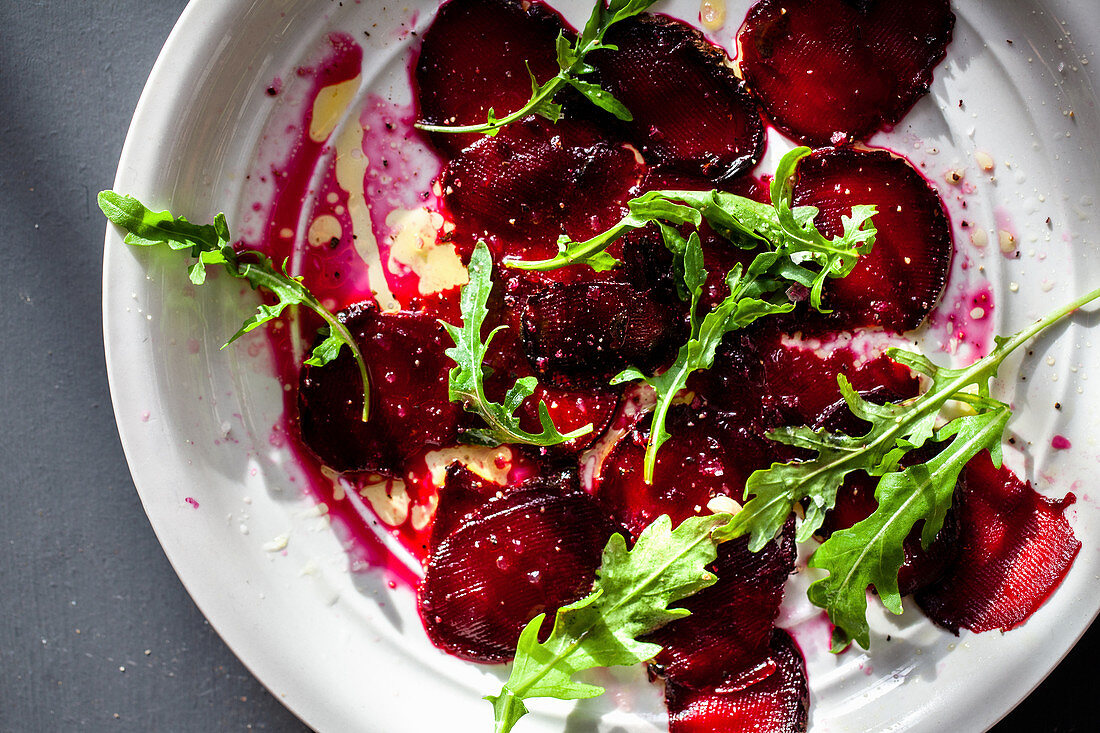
left=244, top=33, right=458, bottom=589
left=927, top=280, right=995, bottom=366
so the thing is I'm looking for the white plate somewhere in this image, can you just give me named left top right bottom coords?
left=103, top=1, right=1100, bottom=731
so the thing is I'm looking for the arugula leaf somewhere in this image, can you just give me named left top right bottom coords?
left=510, top=148, right=874, bottom=480
left=727, top=284, right=1100, bottom=649
left=506, top=147, right=874, bottom=313
left=807, top=407, right=1010, bottom=650
left=487, top=512, right=734, bottom=733
left=611, top=233, right=795, bottom=482
left=99, top=191, right=372, bottom=421
left=442, top=241, right=593, bottom=447
left=416, top=0, right=657, bottom=136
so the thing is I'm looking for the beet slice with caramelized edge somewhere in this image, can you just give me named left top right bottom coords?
left=648, top=521, right=796, bottom=689
left=666, top=629, right=810, bottom=733
left=596, top=406, right=773, bottom=538
left=590, top=15, right=766, bottom=181
left=414, top=0, right=567, bottom=156
left=443, top=115, right=644, bottom=243
left=915, top=452, right=1081, bottom=634
left=418, top=470, right=620, bottom=663
left=297, top=302, right=461, bottom=474
left=521, top=281, right=683, bottom=388
left=737, top=0, right=955, bottom=145
left=792, top=147, right=952, bottom=333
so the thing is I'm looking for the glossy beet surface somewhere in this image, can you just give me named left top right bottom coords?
left=666, top=630, right=810, bottom=733
left=415, top=0, right=566, bottom=155
left=418, top=471, right=620, bottom=662
left=648, top=522, right=796, bottom=689
left=480, top=328, right=621, bottom=454
left=694, top=327, right=920, bottom=432
left=792, top=147, right=953, bottom=333
left=297, top=303, right=461, bottom=474
left=596, top=406, right=773, bottom=537
left=738, top=0, right=955, bottom=145
left=589, top=15, right=765, bottom=181
left=521, top=281, right=683, bottom=387
left=916, top=452, right=1081, bottom=634
left=443, top=116, right=643, bottom=243
left=428, top=464, right=500, bottom=552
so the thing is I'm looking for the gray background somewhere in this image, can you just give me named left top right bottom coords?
left=0, top=1, right=1094, bottom=731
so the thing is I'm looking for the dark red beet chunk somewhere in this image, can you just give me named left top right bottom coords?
left=521, top=281, right=683, bottom=388
left=792, top=147, right=952, bottom=333
left=443, top=115, right=644, bottom=243
left=596, top=406, right=773, bottom=538
left=737, top=0, right=955, bottom=145
left=418, top=472, right=620, bottom=662
left=648, top=521, right=796, bottom=689
left=666, top=629, right=809, bottom=733
left=915, top=452, right=1081, bottom=634
left=297, top=302, right=461, bottom=474
left=414, top=0, right=566, bottom=156
left=589, top=15, right=766, bottom=181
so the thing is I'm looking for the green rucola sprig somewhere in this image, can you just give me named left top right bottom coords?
left=99, top=191, right=371, bottom=420
left=416, top=0, right=659, bottom=136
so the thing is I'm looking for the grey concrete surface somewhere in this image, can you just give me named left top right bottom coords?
left=0, top=1, right=1092, bottom=731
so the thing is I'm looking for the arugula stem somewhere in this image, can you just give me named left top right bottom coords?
left=504, top=219, right=637, bottom=272
left=907, top=283, right=1100, bottom=428
left=994, top=284, right=1100, bottom=360
left=416, top=78, right=566, bottom=135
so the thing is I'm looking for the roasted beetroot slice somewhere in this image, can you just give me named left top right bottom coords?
left=915, top=452, right=1081, bottom=634
left=648, top=521, right=795, bottom=689
left=589, top=15, right=765, bottom=181
left=792, top=147, right=952, bottom=333
left=596, top=406, right=772, bottom=538
left=414, top=0, right=567, bottom=156
left=428, top=464, right=501, bottom=552
left=477, top=327, right=620, bottom=454
left=417, top=473, right=620, bottom=662
left=737, top=0, right=955, bottom=145
left=698, top=327, right=920, bottom=433
left=443, top=115, right=644, bottom=242
left=761, top=332, right=920, bottom=430
left=297, top=302, right=460, bottom=474
left=820, top=470, right=959, bottom=596
left=521, top=281, right=683, bottom=388
left=666, top=629, right=809, bottom=733
left=634, top=168, right=770, bottom=203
